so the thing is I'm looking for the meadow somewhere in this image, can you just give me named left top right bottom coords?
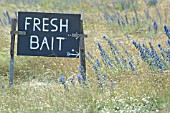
left=0, top=0, right=170, bottom=112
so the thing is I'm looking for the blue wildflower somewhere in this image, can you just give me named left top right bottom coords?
left=147, top=0, right=158, bottom=6
left=102, top=74, right=106, bottom=78
left=78, top=65, right=86, bottom=78
left=132, top=40, right=137, bottom=47
left=77, top=74, right=83, bottom=81
left=133, top=5, right=139, bottom=24
left=121, top=56, right=127, bottom=68
left=148, top=26, right=151, bottom=32
left=77, top=74, right=86, bottom=85
left=5, top=11, right=11, bottom=24
left=87, top=51, right=95, bottom=60
left=117, top=18, right=121, bottom=27
left=160, top=52, right=165, bottom=59
left=140, top=51, right=145, bottom=60
left=59, top=75, right=66, bottom=84
left=110, top=79, right=116, bottom=89
left=125, top=14, right=129, bottom=25
left=102, top=74, right=108, bottom=87
left=168, top=39, right=170, bottom=45
left=144, top=9, right=150, bottom=20
left=158, top=62, right=163, bottom=69
left=167, top=50, right=170, bottom=55
left=2, top=84, right=5, bottom=89
left=115, top=56, right=120, bottom=64
left=93, top=65, right=98, bottom=70
left=158, top=43, right=161, bottom=48
left=70, top=77, right=75, bottom=84
left=97, top=42, right=102, bottom=51
left=150, top=36, right=152, bottom=42
left=125, top=50, right=128, bottom=54
left=164, top=25, right=169, bottom=32
left=96, top=58, right=101, bottom=67
left=118, top=40, right=122, bottom=46
left=77, top=75, right=81, bottom=79
left=129, top=61, right=135, bottom=71
left=156, top=8, right=162, bottom=24
left=126, top=34, right=130, bottom=40
left=164, top=25, right=170, bottom=39
left=166, top=39, right=170, bottom=46
left=158, top=43, right=163, bottom=50
left=107, top=60, right=113, bottom=68
left=137, top=43, right=141, bottom=49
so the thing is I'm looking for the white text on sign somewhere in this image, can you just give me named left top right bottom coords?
left=24, top=17, right=68, bottom=51
left=25, top=17, right=69, bottom=32
left=30, top=36, right=66, bottom=51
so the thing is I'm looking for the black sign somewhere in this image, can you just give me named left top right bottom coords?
left=17, top=12, right=81, bottom=58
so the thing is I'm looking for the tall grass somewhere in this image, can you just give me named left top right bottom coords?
left=0, top=0, right=170, bottom=112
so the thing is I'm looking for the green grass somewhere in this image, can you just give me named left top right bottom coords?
left=0, top=0, right=170, bottom=112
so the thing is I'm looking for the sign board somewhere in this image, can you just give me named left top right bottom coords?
left=17, top=12, right=81, bottom=58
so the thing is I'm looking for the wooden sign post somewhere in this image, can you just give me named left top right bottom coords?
left=9, top=19, right=16, bottom=86
left=80, top=20, right=86, bottom=80
left=9, top=12, right=87, bottom=86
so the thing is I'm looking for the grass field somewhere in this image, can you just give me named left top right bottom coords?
left=0, top=0, right=170, bottom=112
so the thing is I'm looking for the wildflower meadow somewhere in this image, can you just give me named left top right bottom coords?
left=0, top=0, right=170, bottom=112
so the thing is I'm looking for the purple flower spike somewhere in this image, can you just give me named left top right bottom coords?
left=2, top=84, right=5, bottom=89
left=59, top=75, right=66, bottom=84
left=102, top=74, right=106, bottom=78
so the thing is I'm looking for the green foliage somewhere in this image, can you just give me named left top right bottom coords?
left=114, top=0, right=138, bottom=11
left=0, top=49, right=9, bottom=77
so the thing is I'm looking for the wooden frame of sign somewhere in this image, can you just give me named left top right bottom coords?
left=9, top=12, right=87, bottom=86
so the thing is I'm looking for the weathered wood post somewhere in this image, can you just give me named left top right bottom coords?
left=9, top=18, right=17, bottom=86
left=80, top=20, right=86, bottom=80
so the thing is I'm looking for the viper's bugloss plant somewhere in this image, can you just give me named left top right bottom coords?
left=1, top=84, right=5, bottom=89
left=132, top=39, right=169, bottom=70
left=59, top=75, right=66, bottom=84
left=70, top=77, right=75, bottom=85
left=77, top=74, right=86, bottom=85
left=97, top=42, right=113, bottom=68
left=153, top=21, right=158, bottom=34
left=156, top=8, right=162, bottom=24
left=146, top=0, right=158, bottom=6
left=164, top=25, right=170, bottom=39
